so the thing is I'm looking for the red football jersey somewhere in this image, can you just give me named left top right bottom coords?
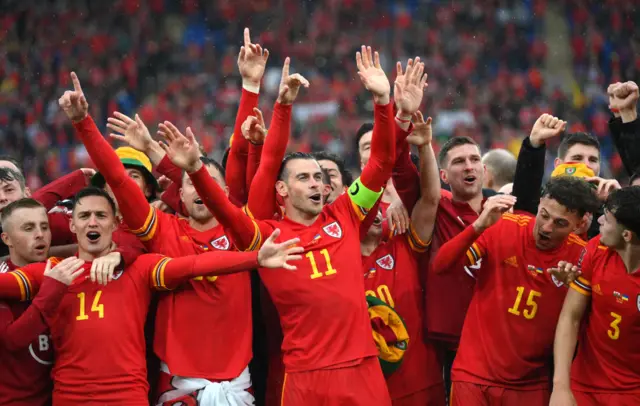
left=570, top=236, right=640, bottom=393
left=257, top=193, right=378, bottom=372
left=0, top=261, right=53, bottom=406
left=133, top=207, right=252, bottom=379
left=362, top=228, right=442, bottom=399
left=10, top=254, right=177, bottom=405
left=452, top=213, right=586, bottom=388
left=425, top=190, right=483, bottom=345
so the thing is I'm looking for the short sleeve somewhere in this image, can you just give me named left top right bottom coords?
left=569, top=237, right=600, bottom=296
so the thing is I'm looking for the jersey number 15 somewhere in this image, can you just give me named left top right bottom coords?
left=508, top=286, right=541, bottom=320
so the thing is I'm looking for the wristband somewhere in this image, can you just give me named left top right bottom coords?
left=348, top=177, right=383, bottom=209
left=242, top=82, right=260, bottom=94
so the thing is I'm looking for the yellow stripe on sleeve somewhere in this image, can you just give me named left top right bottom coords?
left=11, top=270, right=32, bottom=301
left=349, top=199, right=368, bottom=222
left=131, top=207, right=158, bottom=241
left=570, top=276, right=591, bottom=296
left=152, top=258, right=172, bottom=291
left=407, top=224, right=431, bottom=253
left=245, top=220, right=262, bottom=252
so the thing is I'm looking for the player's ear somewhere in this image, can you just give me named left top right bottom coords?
left=24, top=187, right=31, bottom=198
left=1, top=232, right=10, bottom=247
left=622, top=229, right=634, bottom=243
left=69, top=217, right=77, bottom=235
left=553, top=157, right=562, bottom=168
left=439, top=168, right=448, bottom=185
left=275, top=180, right=288, bottom=198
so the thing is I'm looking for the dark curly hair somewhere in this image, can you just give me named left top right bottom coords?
left=540, top=176, right=600, bottom=217
left=604, top=186, right=640, bottom=236
left=311, top=151, right=353, bottom=186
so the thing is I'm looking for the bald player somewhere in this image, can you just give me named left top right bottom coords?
left=482, top=149, right=517, bottom=193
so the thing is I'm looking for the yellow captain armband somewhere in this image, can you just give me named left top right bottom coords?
left=348, top=177, right=383, bottom=210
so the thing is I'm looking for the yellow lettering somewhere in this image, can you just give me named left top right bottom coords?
left=508, top=286, right=541, bottom=319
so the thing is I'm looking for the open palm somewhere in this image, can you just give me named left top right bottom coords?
left=158, top=121, right=201, bottom=171
left=395, top=58, right=428, bottom=115
left=356, top=46, right=390, bottom=98
left=107, top=112, right=154, bottom=152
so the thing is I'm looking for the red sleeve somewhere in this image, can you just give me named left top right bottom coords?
left=0, top=276, right=66, bottom=351
left=246, top=102, right=292, bottom=220
left=0, top=264, right=44, bottom=301
left=73, top=116, right=155, bottom=239
left=360, top=103, right=395, bottom=192
left=146, top=251, right=259, bottom=290
left=431, top=224, right=488, bottom=275
left=246, top=142, right=263, bottom=195
left=189, top=164, right=269, bottom=251
left=569, top=236, right=599, bottom=296
left=47, top=212, right=76, bottom=245
left=33, top=170, right=87, bottom=211
left=359, top=195, right=383, bottom=239
left=156, top=155, right=184, bottom=184
left=160, top=182, right=188, bottom=217
left=114, top=245, right=144, bottom=269
left=226, top=89, right=260, bottom=205
left=392, top=123, right=420, bottom=212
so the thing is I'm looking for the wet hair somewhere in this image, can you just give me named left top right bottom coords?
left=557, top=132, right=600, bottom=160
left=604, top=186, right=640, bottom=236
left=0, top=155, right=21, bottom=171
left=277, top=152, right=318, bottom=181
left=540, top=176, right=600, bottom=218
left=0, top=198, right=45, bottom=230
left=72, top=187, right=117, bottom=216
left=0, top=167, right=26, bottom=190
left=311, top=151, right=353, bottom=186
left=355, top=123, right=374, bottom=153
left=438, top=136, right=480, bottom=168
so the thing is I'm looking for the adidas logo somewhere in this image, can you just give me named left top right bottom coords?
left=504, top=256, right=518, bottom=267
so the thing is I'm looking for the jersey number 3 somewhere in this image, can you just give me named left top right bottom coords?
left=306, top=249, right=337, bottom=279
left=76, top=291, right=105, bottom=321
left=508, top=286, right=541, bottom=320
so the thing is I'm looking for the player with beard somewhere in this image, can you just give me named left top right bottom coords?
left=0, top=198, right=86, bottom=406
left=431, top=177, right=600, bottom=405
left=361, top=112, right=445, bottom=405
left=0, top=187, right=302, bottom=405
left=162, top=46, right=409, bottom=405
left=551, top=186, right=640, bottom=406
left=61, top=68, right=294, bottom=403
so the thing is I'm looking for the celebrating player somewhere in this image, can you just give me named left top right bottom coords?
left=0, top=187, right=301, bottom=405
left=431, top=176, right=600, bottom=405
left=550, top=186, right=640, bottom=406
left=161, top=45, right=404, bottom=405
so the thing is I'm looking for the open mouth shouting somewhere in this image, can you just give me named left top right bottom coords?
left=86, top=231, right=101, bottom=244
left=194, top=198, right=204, bottom=206
left=309, top=193, right=322, bottom=204
left=33, top=242, right=47, bottom=254
left=463, top=175, right=477, bottom=185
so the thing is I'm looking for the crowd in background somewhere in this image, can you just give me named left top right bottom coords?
left=0, top=0, right=638, bottom=189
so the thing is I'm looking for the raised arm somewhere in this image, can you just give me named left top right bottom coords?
left=149, top=229, right=302, bottom=290
left=225, top=28, right=269, bottom=204
left=431, top=195, right=516, bottom=274
left=608, top=81, right=640, bottom=176
left=406, top=112, right=440, bottom=247
left=353, top=46, right=398, bottom=202
left=159, top=123, right=270, bottom=251
left=550, top=281, right=591, bottom=406
left=0, top=259, right=83, bottom=350
left=33, top=169, right=91, bottom=210
left=513, top=114, right=566, bottom=214
left=392, top=58, right=428, bottom=211
left=246, top=58, right=308, bottom=220
left=60, top=73, right=157, bottom=237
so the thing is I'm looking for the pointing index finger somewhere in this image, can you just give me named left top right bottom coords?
left=70, top=72, right=83, bottom=94
left=244, top=27, right=251, bottom=47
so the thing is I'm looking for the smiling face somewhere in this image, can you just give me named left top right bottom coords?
left=358, top=130, right=373, bottom=168
left=2, top=206, right=51, bottom=265
left=533, top=196, right=583, bottom=250
left=440, top=144, right=485, bottom=200
left=71, top=195, right=117, bottom=258
left=365, top=209, right=384, bottom=240
left=317, top=159, right=344, bottom=204
left=277, top=158, right=324, bottom=218
left=181, top=164, right=228, bottom=222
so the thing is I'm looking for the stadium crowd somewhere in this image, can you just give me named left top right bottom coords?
left=0, top=1, right=639, bottom=406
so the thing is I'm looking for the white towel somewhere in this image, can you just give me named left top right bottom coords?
left=157, top=363, right=254, bottom=406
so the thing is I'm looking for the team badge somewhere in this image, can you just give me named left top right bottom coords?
left=551, top=274, right=564, bottom=287
left=112, top=270, right=123, bottom=280
left=323, top=222, right=342, bottom=238
left=613, top=291, right=629, bottom=304
left=210, top=236, right=230, bottom=250
left=565, top=167, right=576, bottom=175
left=527, top=265, right=544, bottom=277
left=376, top=254, right=394, bottom=270
left=637, top=294, right=640, bottom=312
left=0, top=262, right=8, bottom=274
